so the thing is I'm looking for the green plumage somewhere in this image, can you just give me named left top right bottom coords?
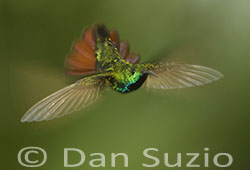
left=20, top=23, right=224, bottom=122
left=95, top=32, right=155, bottom=93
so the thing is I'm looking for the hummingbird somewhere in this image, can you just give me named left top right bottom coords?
left=21, top=24, right=224, bottom=122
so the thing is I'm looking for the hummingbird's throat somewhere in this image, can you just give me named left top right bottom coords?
left=111, top=73, right=148, bottom=93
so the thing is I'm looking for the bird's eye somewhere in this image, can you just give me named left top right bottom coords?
left=131, top=68, right=135, bottom=75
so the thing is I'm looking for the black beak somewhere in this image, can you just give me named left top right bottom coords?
left=143, top=70, right=157, bottom=77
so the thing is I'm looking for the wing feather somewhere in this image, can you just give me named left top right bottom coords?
left=21, top=76, right=105, bottom=122
left=144, top=63, right=223, bottom=89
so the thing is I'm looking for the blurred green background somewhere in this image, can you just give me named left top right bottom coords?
left=1, top=0, right=250, bottom=169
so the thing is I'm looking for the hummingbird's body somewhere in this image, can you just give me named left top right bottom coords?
left=92, top=25, right=153, bottom=93
left=21, top=24, right=224, bottom=122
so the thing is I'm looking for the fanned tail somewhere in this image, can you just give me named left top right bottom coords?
left=65, top=24, right=141, bottom=76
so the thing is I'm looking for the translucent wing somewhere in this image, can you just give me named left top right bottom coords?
left=21, top=76, right=105, bottom=122
left=144, top=63, right=224, bottom=89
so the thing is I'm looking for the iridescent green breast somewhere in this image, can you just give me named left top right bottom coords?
left=107, top=72, right=148, bottom=93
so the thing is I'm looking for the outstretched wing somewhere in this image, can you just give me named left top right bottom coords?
left=144, top=62, right=224, bottom=89
left=21, top=75, right=105, bottom=122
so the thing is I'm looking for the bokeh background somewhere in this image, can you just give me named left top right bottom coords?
left=1, top=0, right=250, bottom=169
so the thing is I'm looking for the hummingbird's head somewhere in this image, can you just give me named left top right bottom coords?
left=109, top=65, right=154, bottom=93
